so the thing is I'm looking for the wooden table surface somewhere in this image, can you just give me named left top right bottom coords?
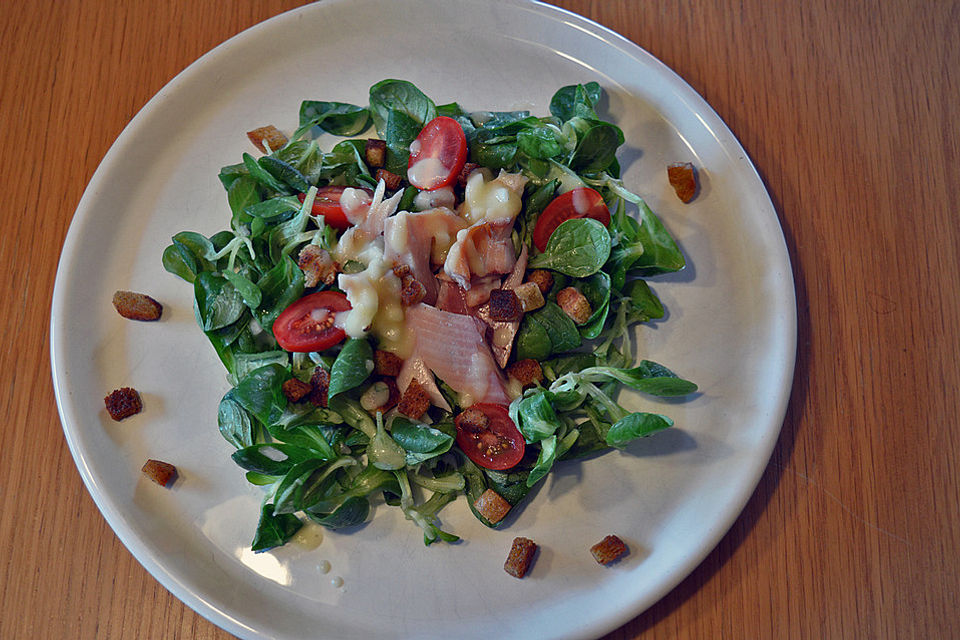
left=2, top=0, right=958, bottom=638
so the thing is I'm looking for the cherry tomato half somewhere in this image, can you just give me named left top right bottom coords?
left=407, top=116, right=468, bottom=190
left=532, top=187, right=611, bottom=252
left=297, top=186, right=373, bottom=230
left=455, top=403, right=525, bottom=471
left=272, top=291, right=351, bottom=352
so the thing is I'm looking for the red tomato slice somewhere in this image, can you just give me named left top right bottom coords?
left=455, top=403, right=525, bottom=471
left=272, top=291, right=351, bottom=352
left=532, top=187, right=611, bottom=252
left=297, top=186, right=372, bottom=230
left=407, top=116, right=468, bottom=190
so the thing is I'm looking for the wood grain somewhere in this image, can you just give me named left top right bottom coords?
left=1, top=0, right=957, bottom=638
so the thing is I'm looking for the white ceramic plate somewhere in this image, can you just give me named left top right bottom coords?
left=51, top=1, right=795, bottom=638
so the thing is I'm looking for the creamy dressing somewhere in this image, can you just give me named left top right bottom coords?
left=408, top=156, right=449, bottom=189
left=339, top=187, right=372, bottom=224
left=413, top=186, right=455, bottom=211
left=460, top=170, right=523, bottom=225
left=335, top=242, right=414, bottom=357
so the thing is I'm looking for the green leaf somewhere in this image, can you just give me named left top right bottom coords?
left=194, top=271, right=246, bottom=331
left=231, top=443, right=329, bottom=476
left=529, top=302, right=582, bottom=354
left=232, top=363, right=290, bottom=427
left=515, top=315, right=552, bottom=361
left=217, top=393, right=257, bottom=449
left=306, top=496, right=370, bottom=529
left=390, top=418, right=455, bottom=465
left=296, top=100, right=370, bottom=138
left=368, top=79, right=436, bottom=137
left=272, top=458, right=328, bottom=515
left=550, top=82, right=602, bottom=121
left=579, top=361, right=698, bottom=397
left=255, top=255, right=304, bottom=332
left=527, top=217, right=611, bottom=277
left=221, top=269, right=262, bottom=310
left=605, top=412, right=674, bottom=447
left=251, top=503, right=302, bottom=552
left=526, top=435, right=558, bottom=487
left=514, top=392, right=560, bottom=443
left=568, top=119, right=624, bottom=173
left=622, top=279, right=664, bottom=322
left=258, top=156, right=310, bottom=193
left=328, top=338, right=374, bottom=398
left=577, top=271, right=611, bottom=339
left=242, top=152, right=291, bottom=195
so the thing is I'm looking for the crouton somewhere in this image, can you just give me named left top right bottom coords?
left=364, top=138, right=387, bottom=168
left=590, top=534, right=629, bottom=565
left=525, top=269, right=554, bottom=296
left=374, top=349, right=403, bottom=377
left=246, top=125, right=288, bottom=154
left=556, top=287, right=592, bottom=325
left=504, top=537, right=538, bottom=578
left=456, top=407, right=489, bottom=433
left=457, top=162, right=481, bottom=187
left=375, top=168, right=403, bottom=191
left=308, top=367, right=330, bottom=408
left=297, top=244, right=338, bottom=288
left=513, top=282, right=545, bottom=313
left=400, top=274, right=427, bottom=307
left=667, top=162, right=698, bottom=203
left=141, top=459, right=177, bottom=487
left=282, top=378, right=312, bottom=403
left=104, top=387, right=142, bottom=421
left=488, top=289, right=522, bottom=322
left=398, top=378, right=431, bottom=419
left=392, top=263, right=411, bottom=279
left=473, top=488, right=511, bottom=524
left=112, top=290, right=163, bottom=321
left=506, top=359, right=543, bottom=388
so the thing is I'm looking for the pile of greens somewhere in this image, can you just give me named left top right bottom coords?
left=162, top=79, right=695, bottom=550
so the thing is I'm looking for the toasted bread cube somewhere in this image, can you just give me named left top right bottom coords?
left=456, top=407, right=489, bottom=433
left=297, top=245, right=338, bottom=287
left=112, top=290, right=163, bottom=321
left=506, top=359, right=543, bottom=388
left=489, top=289, right=522, bottom=322
left=142, top=459, right=177, bottom=487
left=525, top=269, right=554, bottom=296
left=514, top=282, right=545, bottom=313
left=556, top=287, right=592, bottom=325
left=375, top=168, right=403, bottom=191
left=591, top=534, right=628, bottom=565
left=246, top=125, right=288, bottom=154
left=667, top=162, right=698, bottom=203
left=364, top=138, right=387, bottom=168
left=473, top=488, right=511, bottom=524
left=309, top=367, right=330, bottom=408
left=504, top=537, right=538, bottom=578
left=398, top=378, right=431, bottom=420
left=282, top=378, right=312, bottom=403
left=104, top=387, right=142, bottom=421
left=400, top=274, right=427, bottom=306
left=374, top=350, right=404, bottom=377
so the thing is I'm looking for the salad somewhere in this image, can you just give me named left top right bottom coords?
left=162, top=79, right=696, bottom=550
